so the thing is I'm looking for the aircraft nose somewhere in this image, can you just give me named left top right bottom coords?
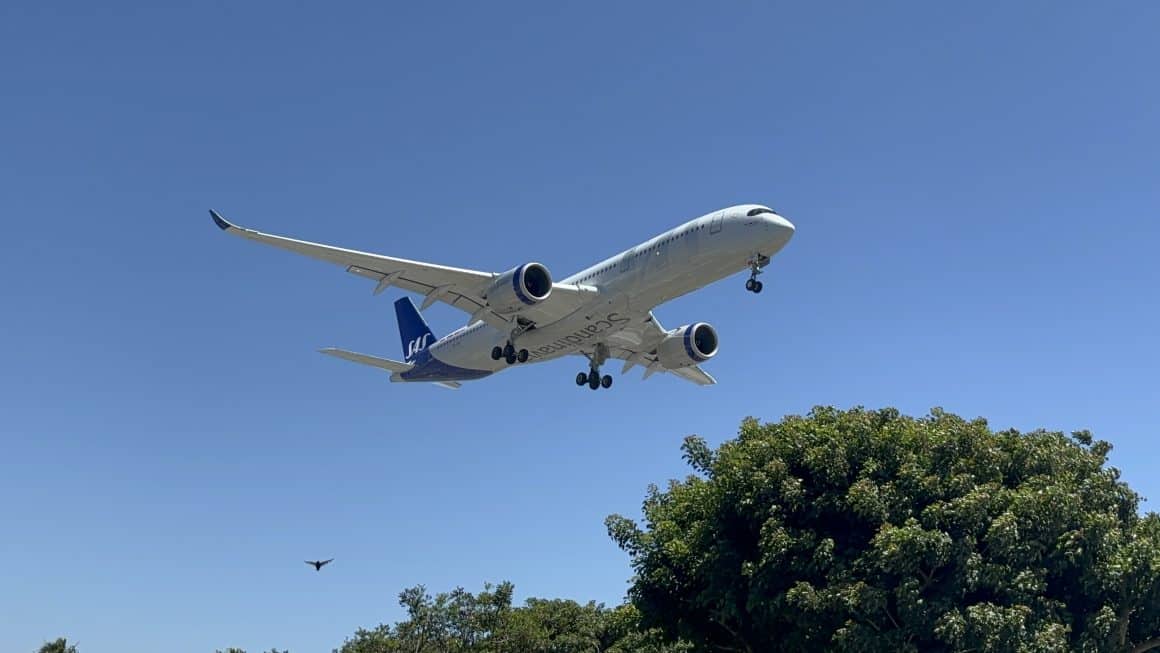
left=766, top=213, right=795, bottom=244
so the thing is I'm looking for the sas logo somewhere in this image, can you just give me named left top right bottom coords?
left=406, top=333, right=432, bottom=359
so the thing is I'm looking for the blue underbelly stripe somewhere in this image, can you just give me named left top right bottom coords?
left=400, top=350, right=492, bottom=382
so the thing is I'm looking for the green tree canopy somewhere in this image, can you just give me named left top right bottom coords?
left=37, top=639, right=78, bottom=653
left=606, top=406, right=1160, bottom=653
left=334, top=582, right=686, bottom=653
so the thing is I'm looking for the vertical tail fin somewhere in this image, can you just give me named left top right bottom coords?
left=395, top=297, right=437, bottom=363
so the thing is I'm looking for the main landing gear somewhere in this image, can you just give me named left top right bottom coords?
left=575, top=343, right=613, bottom=391
left=576, top=369, right=613, bottom=390
left=490, top=340, right=529, bottom=365
left=745, top=253, right=771, bottom=293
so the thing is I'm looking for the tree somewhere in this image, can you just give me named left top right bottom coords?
left=606, top=406, right=1160, bottom=652
left=602, top=604, right=693, bottom=653
left=335, top=582, right=514, bottom=653
left=37, top=639, right=78, bottom=653
left=334, top=581, right=687, bottom=653
left=493, top=597, right=607, bottom=652
left=332, top=625, right=400, bottom=653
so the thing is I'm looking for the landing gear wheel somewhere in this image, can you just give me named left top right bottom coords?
left=517, top=349, right=529, bottom=363
left=601, top=375, right=613, bottom=389
left=503, top=342, right=515, bottom=358
left=589, top=374, right=601, bottom=390
left=576, top=372, right=588, bottom=386
left=745, top=278, right=756, bottom=292
left=491, top=346, right=503, bottom=360
left=752, top=281, right=763, bottom=293
left=505, top=352, right=517, bottom=365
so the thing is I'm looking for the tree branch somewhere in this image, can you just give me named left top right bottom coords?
left=919, top=567, right=937, bottom=593
left=710, top=617, right=752, bottom=653
left=1116, top=604, right=1133, bottom=648
left=1130, top=636, right=1160, bottom=653
left=884, top=605, right=902, bottom=631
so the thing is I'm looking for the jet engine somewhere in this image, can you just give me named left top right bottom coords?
left=484, top=262, right=553, bottom=313
left=657, top=322, right=719, bottom=369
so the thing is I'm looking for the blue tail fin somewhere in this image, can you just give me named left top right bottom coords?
left=395, top=297, right=437, bottom=363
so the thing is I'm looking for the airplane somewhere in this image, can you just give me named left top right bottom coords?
left=208, top=204, right=794, bottom=390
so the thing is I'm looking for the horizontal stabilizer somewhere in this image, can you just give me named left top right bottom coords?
left=318, top=348, right=461, bottom=389
left=318, top=347, right=413, bottom=373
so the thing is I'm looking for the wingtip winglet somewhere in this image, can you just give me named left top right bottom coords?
left=209, top=209, right=233, bottom=231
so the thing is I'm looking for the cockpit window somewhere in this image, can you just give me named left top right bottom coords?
left=746, top=207, right=776, bottom=217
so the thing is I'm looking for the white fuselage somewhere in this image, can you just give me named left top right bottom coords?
left=421, top=205, right=794, bottom=376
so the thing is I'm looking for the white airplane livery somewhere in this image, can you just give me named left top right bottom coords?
left=209, top=204, right=795, bottom=390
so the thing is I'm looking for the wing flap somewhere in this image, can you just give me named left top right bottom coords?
left=669, top=365, right=717, bottom=386
left=345, top=265, right=513, bottom=330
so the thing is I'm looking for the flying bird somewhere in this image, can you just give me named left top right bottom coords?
left=306, top=559, right=334, bottom=571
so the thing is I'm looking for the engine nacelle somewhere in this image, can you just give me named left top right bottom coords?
left=484, top=262, right=553, bottom=313
left=657, top=322, right=719, bottom=369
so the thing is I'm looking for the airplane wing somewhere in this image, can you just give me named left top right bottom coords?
left=598, top=311, right=717, bottom=386
left=210, top=210, right=596, bottom=330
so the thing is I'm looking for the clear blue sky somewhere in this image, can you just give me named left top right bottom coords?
left=2, top=2, right=1157, bottom=651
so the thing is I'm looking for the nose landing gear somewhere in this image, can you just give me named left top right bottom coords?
left=745, top=253, right=770, bottom=293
